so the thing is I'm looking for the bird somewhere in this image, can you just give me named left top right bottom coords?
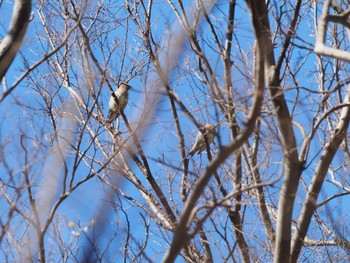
left=188, top=123, right=217, bottom=156
left=107, top=82, right=131, bottom=123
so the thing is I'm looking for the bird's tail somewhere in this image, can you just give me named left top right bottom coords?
left=188, top=148, right=196, bottom=156
left=107, top=110, right=114, bottom=124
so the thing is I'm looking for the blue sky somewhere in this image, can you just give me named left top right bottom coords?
left=0, top=0, right=350, bottom=262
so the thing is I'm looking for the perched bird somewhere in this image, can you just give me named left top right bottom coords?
left=188, top=123, right=217, bottom=156
left=107, top=82, right=131, bottom=123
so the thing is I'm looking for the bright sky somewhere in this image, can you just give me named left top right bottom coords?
left=0, top=1, right=349, bottom=262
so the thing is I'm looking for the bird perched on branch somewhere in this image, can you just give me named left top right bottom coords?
left=188, top=123, right=218, bottom=156
left=107, top=82, right=131, bottom=123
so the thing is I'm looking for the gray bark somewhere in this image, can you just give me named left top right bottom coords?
left=0, top=0, right=31, bottom=81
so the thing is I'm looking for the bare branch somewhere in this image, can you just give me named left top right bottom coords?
left=0, top=0, right=31, bottom=81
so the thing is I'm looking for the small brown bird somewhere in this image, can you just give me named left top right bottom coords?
left=107, top=82, right=131, bottom=123
left=188, top=123, right=217, bottom=156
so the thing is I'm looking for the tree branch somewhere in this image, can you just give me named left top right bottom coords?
left=0, top=0, right=31, bottom=81
left=291, top=85, right=350, bottom=262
